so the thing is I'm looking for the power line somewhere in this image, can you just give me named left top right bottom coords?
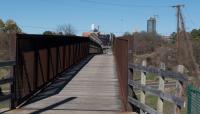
left=19, top=25, right=56, bottom=30
left=19, top=25, right=95, bottom=34
left=78, top=0, right=170, bottom=8
left=184, top=7, right=197, bottom=27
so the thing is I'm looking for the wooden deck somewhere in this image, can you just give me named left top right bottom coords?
left=5, top=54, right=122, bottom=114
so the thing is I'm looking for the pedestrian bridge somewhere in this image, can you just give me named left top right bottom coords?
left=0, top=34, right=188, bottom=114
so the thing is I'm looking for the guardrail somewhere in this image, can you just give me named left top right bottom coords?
left=0, top=61, right=15, bottom=108
left=128, top=60, right=188, bottom=114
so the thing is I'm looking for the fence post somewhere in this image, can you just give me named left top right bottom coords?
left=157, top=62, right=166, bottom=114
left=174, top=65, right=184, bottom=114
left=140, top=60, right=147, bottom=114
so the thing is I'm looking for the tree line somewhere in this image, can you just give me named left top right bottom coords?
left=0, top=19, right=21, bottom=33
left=123, top=29, right=200, bottom=43
left=0, top=18, right=76, bottom=36
left=43, top=24, right=76, bottom=36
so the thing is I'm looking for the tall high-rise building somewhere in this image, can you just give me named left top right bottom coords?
left=147, top=17, right=156, bottom=33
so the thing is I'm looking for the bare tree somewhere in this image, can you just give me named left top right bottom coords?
left=57, top=24, right=76, bottom=36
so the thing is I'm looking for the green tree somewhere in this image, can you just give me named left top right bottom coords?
left=43, top=31, right=55, bottom=35
left=123, top=32, right=131, bottom=36
left=0, top=19, right=5, bottom=28
left=4, top=19, right=22, bottom=33
left=0, top=19, right=5, bottom=32
left=170, top=32, right=177, bottom=44
left=191, top=29, right=200, bottom=41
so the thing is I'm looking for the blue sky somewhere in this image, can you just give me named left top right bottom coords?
left=0, top=0, right=199, bottom=36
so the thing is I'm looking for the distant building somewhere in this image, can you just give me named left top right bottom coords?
left=82, top=32, right=102, bottom=45
left=99, top=34, right=111, bottom=46
left=147, top=17, right=156, bottom=33
left=91, top=24, right=99, bottom=32
left=82, top=24, right=113, bottom=46
left=82, top=31, right=113, bottom=46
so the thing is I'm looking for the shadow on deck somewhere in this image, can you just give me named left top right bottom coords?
left=21, top=55, right=94, bottom=107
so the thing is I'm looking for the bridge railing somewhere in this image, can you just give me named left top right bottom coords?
left=12, top=34, right=101, bottom=108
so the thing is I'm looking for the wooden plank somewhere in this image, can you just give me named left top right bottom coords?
left=0, top=94, right=11, bottom=102
left=0, top=61, right=15, bottom=68
left=5, top=110, right=136, bottom=114
left=129, top=63, right=188, bottom=82
left=128, top=80, right=185, bottom=107
left=0, top=77, right=13, bottom=85
left=128, top=96, right=160, bottom=114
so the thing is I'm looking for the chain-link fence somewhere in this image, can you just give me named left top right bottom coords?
left=188, top=85, right=200, bottom=114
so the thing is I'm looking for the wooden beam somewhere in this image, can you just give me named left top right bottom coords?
left=0, top=94, right=11, bottom=102
left=0, top=77, right=13, bottom=85
left=0, top=61, right=16, bottom=68
left=128, top=63, right=188, bottom=82
left=128, top=96, right=160, bottom=114
left=128, top=80, right=185, bottom=107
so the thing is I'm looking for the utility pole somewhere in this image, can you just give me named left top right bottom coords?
left=172, top=3, right=200, bottom=114
left=172, top=4, right=185, bottom=114
left=172, top=4, right=185, bottom=59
